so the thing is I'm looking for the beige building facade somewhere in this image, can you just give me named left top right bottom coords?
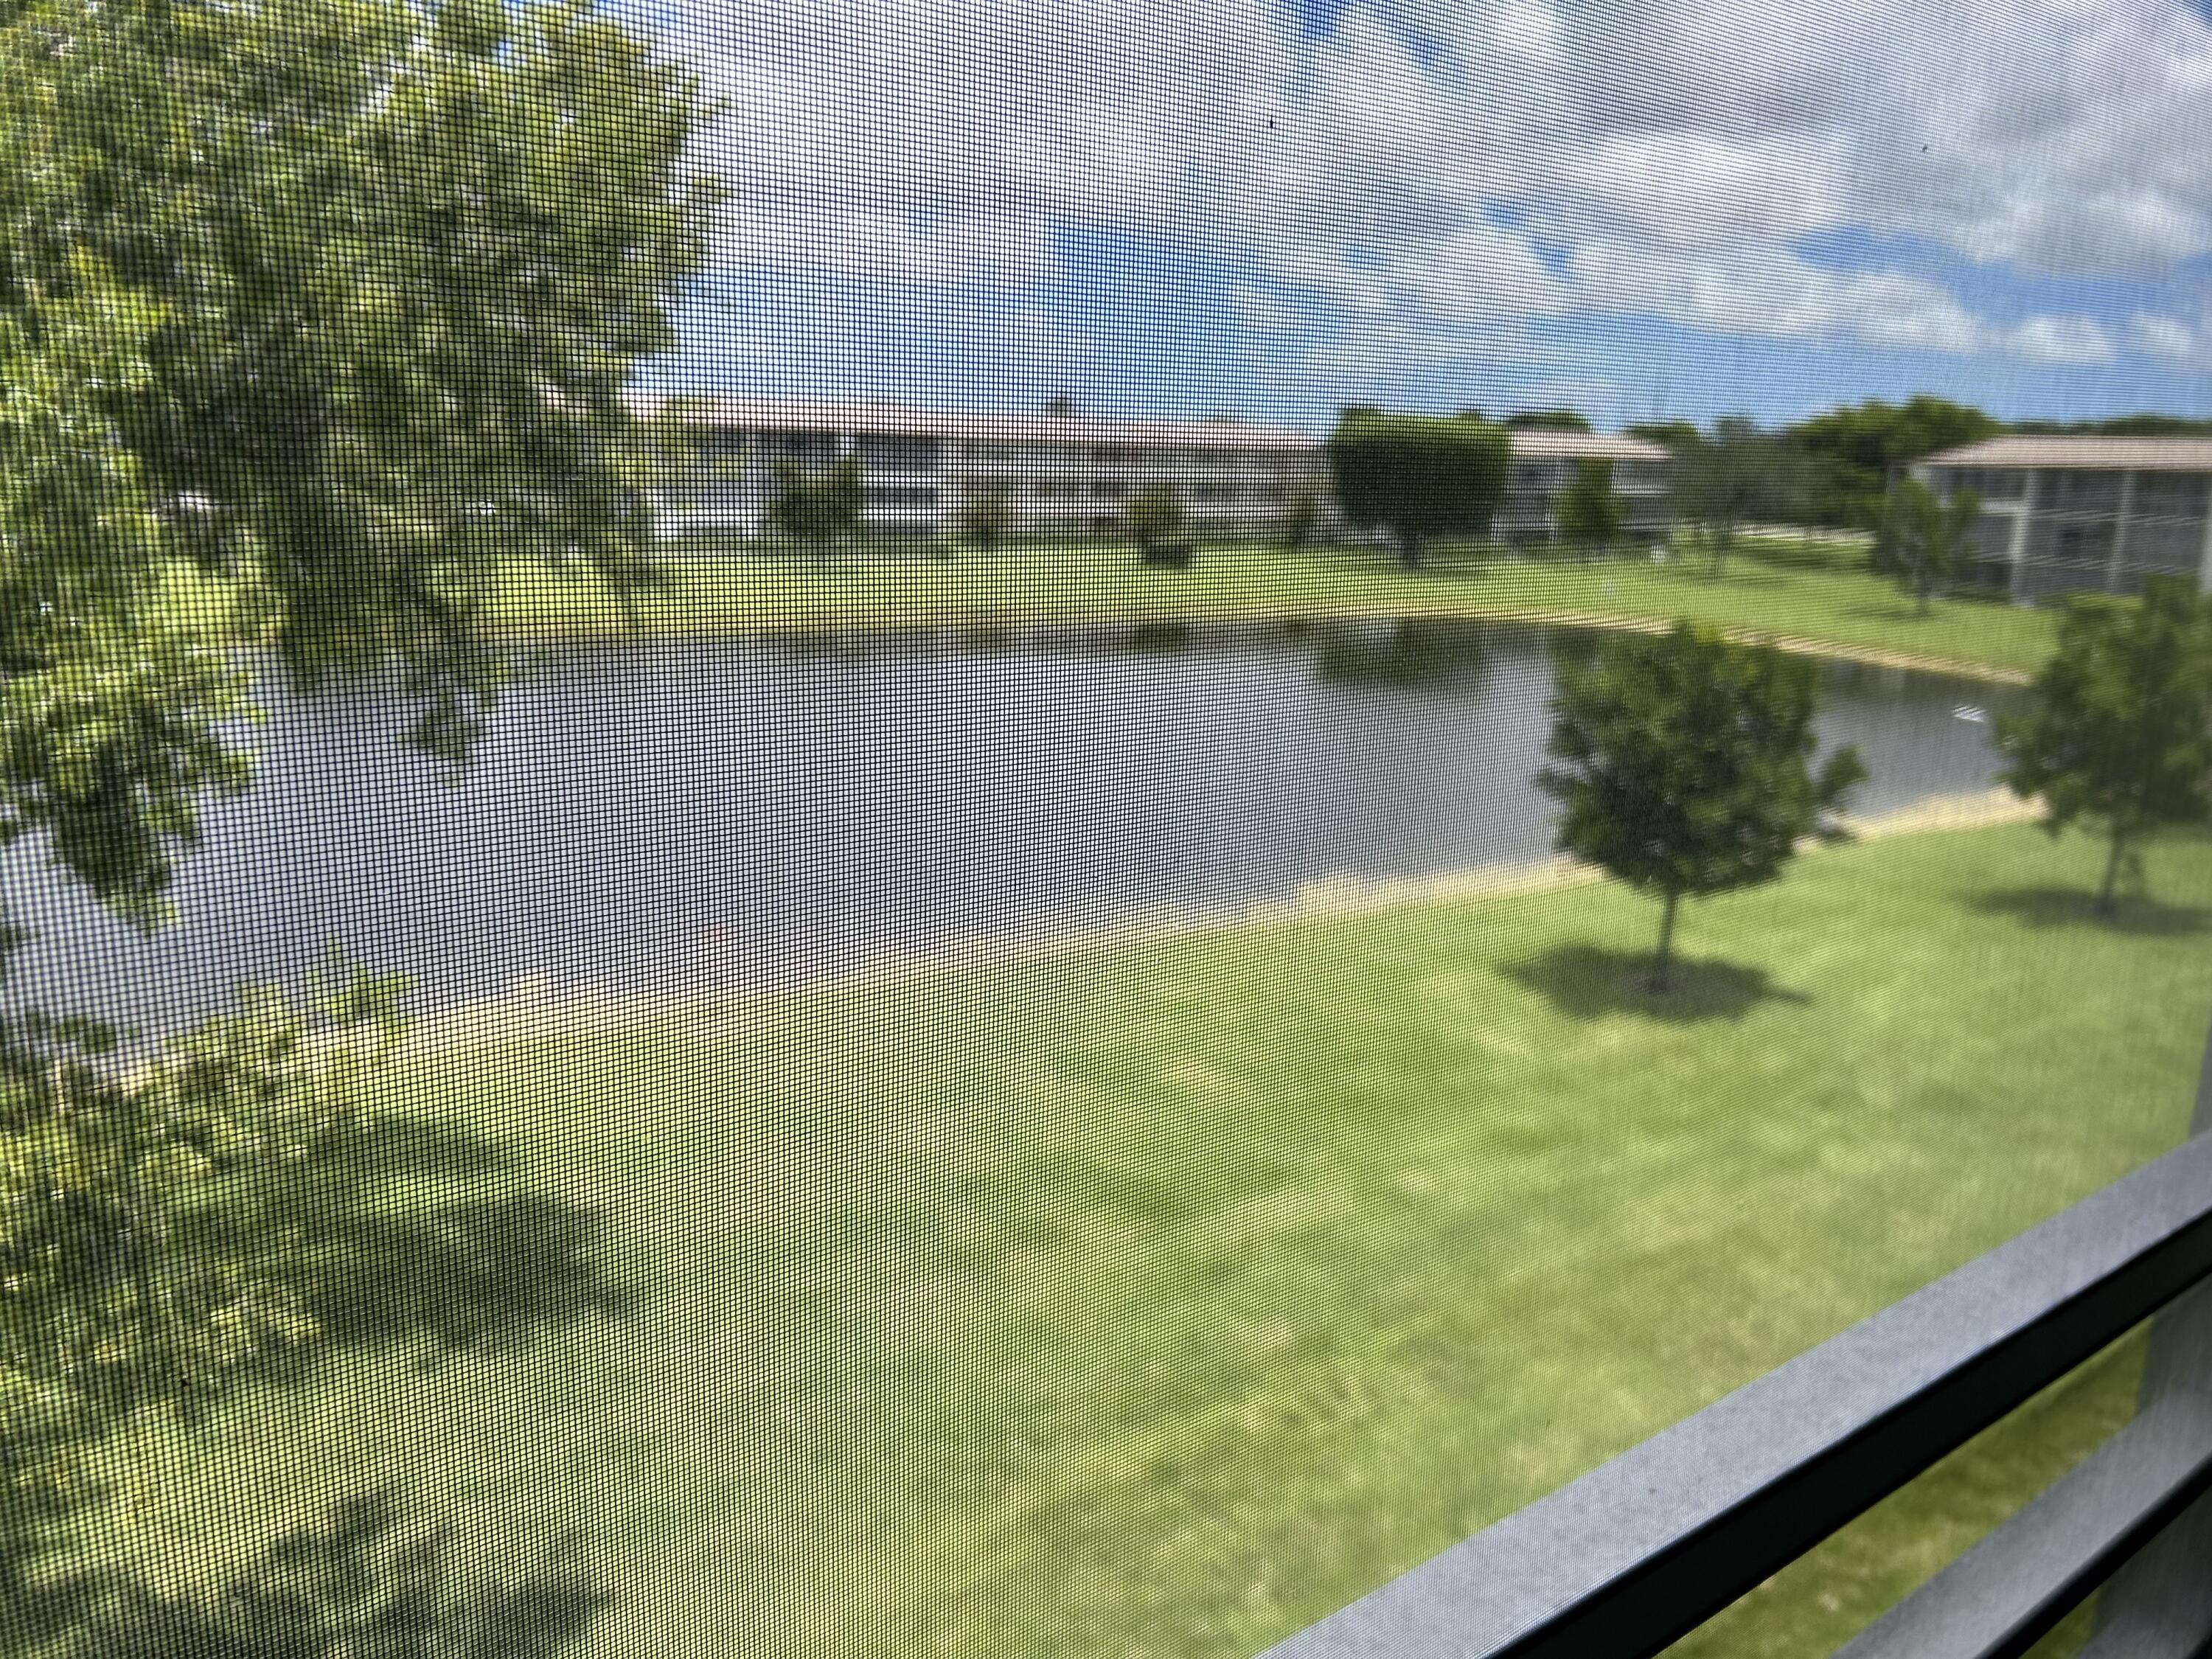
left=640, top=397, right=1328, bottom=541
left=1914, top=436, right=2212, bottom=603
left=641, top=396, right=1675, bottom=548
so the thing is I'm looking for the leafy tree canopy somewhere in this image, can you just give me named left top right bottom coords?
left=2011, top=414, right=2212, bottom=437
left=1786, top=397, right=1999, bottom=528
left=1127, top=485, right=1189, bottom=566
left=959, top=482, right=1012, bottom=552
left=1551, top=457, right=1624, bottom=552
left=1279, top=487, right=1322, bottom=554
left=2000, top=576, right=2212, bottom=914
left=1326, top=410, right=1512, bottom=569
left=0, top=0, right=720, bottom=919
left=1, top=967, right=404, bottom=1489
left=1540, top=625, right=1866, bottom=987
left=773, top=457, right=864, bottom=552
left=1625, top=420, right=1702, bottom=451
left=1669, top=417, right=1805, bottom=574
left=1877, top=477, right=1982, bottom=611
left=0, top=0, right=717, bottom=1495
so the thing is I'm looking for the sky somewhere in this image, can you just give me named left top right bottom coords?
left=637, top=0, right=2212, bottom=432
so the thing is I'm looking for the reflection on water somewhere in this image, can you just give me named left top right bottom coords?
left=1315, top=618, right=1498, bottom=689
left=4, top=621, right=2025, bottom=1028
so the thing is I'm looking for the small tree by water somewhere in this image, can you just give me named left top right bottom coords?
left=1127, top=485, right=1189, bottom=566
left=2000, top=576, right=2212, bottom=916
left=773, top=456, right=864, bottom=554
left=1551, top=458, right=1624, bottom=561
left=960, top=482, right=1012, bottom=552
left=1879, top=477, right=1981, bottom=613
left=1540, top=624, right=1868, bottom=991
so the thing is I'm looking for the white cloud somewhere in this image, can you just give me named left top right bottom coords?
left=2132, top=309, right=2209, bottom=365
left=2006, top=315, right=2116, bottom=364
left=658, top=0, right=2212, bottom=380
left=720, top=206, right=1053, bottom=288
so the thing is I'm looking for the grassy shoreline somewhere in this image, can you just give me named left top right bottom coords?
left=160, top=537, right=2060, bottom=681
left=493, top=541, right=2059, bottom=682
left=403, top=787, right=2046, bottom=1055
left=47, top=820, right=2211, bottom=1658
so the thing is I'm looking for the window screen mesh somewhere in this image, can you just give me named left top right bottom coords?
left=2, top=1, right=2210, bottom=1656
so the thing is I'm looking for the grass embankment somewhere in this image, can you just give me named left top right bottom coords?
left=495, top=538, right=2059, bottom=681
left=41, top=822, right=2211, bottom=1657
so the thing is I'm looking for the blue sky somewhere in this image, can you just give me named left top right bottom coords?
left=650, top=0, right=2212, bottom=431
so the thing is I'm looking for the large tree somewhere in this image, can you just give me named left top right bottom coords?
left=1877, top=477, right=1983, bottom=613
left=1551, top=458, right=1624, bottom=560
left=1540, top=625, right=1867, bottom=990
left=1787, top=396, right=1999, bottom=529
left=773, top=457, right=865, bottom=554
left=2000, top=577, right=2212, bottom=916
left=0, top=0, right=716, bottom=1490
left=1126, top=484, right=1188, bottom=565
left=1326, top=410, right=1512, bottom=570
left=1669, top=417, right=1804, bottom=577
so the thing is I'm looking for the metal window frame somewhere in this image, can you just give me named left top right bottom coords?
left=1262, top=1127, right=2212, bottom=1659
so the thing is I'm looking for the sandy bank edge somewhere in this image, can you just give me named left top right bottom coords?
left=408, top=788, right=2044, bottom=1053
left=507, top=598, right=2037, bottom=687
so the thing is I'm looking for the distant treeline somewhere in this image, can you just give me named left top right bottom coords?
left=1603, top=400, right=2212, bottom=530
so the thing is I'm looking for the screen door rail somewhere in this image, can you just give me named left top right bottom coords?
left=1260, top=1130, right=2212, bottom=1659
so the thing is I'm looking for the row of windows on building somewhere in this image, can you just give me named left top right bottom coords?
left=1922, top=465, right=2212, bottom=601
left=838, top=481, right=1300, bottom=510
left=1932, top=467, right=2212, bottom=518
left=1508, top=459, right=1666, bottom=493
left=690, top=431, right=1669, bottom=492
left=688, top=429, right=1316, bottom=476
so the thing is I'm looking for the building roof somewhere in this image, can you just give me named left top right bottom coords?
left=627, top=394, right=1321, bottom=451
left=1921, top=435, right=2212, bottom=473
left=630, top=394, right=1669, bottom=461
left=1503, top=429, right=1669, bottom=462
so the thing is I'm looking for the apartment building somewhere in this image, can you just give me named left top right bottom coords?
left=1914, top=436, right=2212, bottom=602
left=1492, top=428, right=1672, bottom=543
left=639, top=397, right=1329, bottom=541
left=641, top=396, right=1675, bottom=548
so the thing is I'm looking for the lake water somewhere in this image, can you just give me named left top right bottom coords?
left=3, top=619, right=2025, bottom=1029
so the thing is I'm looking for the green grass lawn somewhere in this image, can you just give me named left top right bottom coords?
left=33, top=824, right=2209, bottom=1658
left=493, top=539, right=2061, bottom=681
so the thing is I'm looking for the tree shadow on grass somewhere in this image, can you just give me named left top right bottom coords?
left=3, top=1473, right=98, bottom=1651
left=1506, top=944, right=1814, bottom=1023
left=263, top=1110, right=633, bottom=1369
left=1966, top=886, right=2212, bottom=938
left=4, top=1116, right=630, bottom=1654
left=48, top=1489, right=605, bottom=1659
left=303, top=1189, right=632, bottom=1359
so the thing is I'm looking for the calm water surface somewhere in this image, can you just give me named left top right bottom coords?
left=4, top=620, right=2023, bottom=1027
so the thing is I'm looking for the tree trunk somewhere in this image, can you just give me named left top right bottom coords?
left=2097, top=827, right=2128, bottom=917
left=1399, top=532, right=1424, bottom=571
left=1652, top=889, right=1680, bottom=992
